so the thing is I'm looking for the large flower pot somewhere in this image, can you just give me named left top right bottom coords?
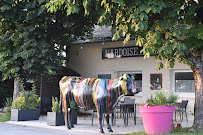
left=47, top=112, right=65, bottom=126
left=138, top=106, right=176, bottom=135
left=11, top=108, right=40, bottom=121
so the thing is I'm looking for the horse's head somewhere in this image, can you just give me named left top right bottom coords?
left=120, top=74, right=139, bottom=95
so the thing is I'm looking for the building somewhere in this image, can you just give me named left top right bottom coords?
left=68, top=26, right=195, bottom=120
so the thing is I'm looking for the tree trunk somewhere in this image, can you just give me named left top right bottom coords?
left=190, top=51, right=203, bottom=131
left=13, top=78, right=23, bottom=102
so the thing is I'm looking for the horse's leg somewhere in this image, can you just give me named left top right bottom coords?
left=63, top=96, right=71, bottom=129
left=96, top=103, right=104, bottom=133
left=105, top=114, right=113, bottom=132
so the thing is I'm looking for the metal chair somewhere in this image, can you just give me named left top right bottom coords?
left=175, top=100, right=188, bottom=122
left=122, top=98, right=136, bottom=126
left=114, top=97, right=129, bottom=119
left=112, top=97, right=129, bottom=125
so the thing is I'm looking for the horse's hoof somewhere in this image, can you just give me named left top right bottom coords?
left=99, top=129, right=104, bottom=133
left=71, top=125, right=74, bottom=128
left=67, top=126, right=71, bottom=129
left=108, top=128, right=113, bottom=132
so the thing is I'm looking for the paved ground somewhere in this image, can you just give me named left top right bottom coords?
left=6, top=116, right=145, bottom=134
left=3, top=114, right=193, bottom=135
left=0, top=122, right=85, bottom=135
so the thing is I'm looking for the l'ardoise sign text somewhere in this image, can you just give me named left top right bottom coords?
left=102, top=46, right=143, bottom=59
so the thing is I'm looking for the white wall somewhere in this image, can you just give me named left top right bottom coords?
left=69, top=40, right=194, bottom=120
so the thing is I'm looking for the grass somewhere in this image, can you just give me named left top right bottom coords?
left=125, top=128, right=203, bottom=135
left=170, top=127, right=203, bottom=135
left=0, top=111, right=11, bottom=122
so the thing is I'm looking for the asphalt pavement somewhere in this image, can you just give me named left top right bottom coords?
left=0, top=114, right=193, bottom=135
left=0, top=122, right=97, bottom=135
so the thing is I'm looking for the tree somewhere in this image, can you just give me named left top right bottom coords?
left=47, top=0, right=203, bottom=131
left=0, top=0, right=97, bottom=101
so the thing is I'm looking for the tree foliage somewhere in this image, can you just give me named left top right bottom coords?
left=47, top=0, right=202, bottom=70
left=47, top=0, right=203, bottom=130
left=98, top=0, right=203, bottom=70
left=0, top=0, right=96, bottom=80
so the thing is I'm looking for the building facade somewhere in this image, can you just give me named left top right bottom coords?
left=69, top=40, right=195, bottom=120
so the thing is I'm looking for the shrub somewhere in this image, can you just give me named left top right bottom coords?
left=70, top=100, right=79, bottom=111
left=11, top=84, right=40, bottom=109
left=4, top=97, right=13, bottom=108
left=51, top=97, right=60, bottom=112
left=137, top=91, right=178, bottom=106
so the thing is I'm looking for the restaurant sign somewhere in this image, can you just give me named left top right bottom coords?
left=102, top=46, right=143, bottom=59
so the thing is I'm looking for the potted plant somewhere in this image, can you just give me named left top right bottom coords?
left=70, top=100, right=78, bottom=125
left=47, top=97, right=65, bottom=126
left=137, top=91, right=178, bottom=135
left=11, top=85, right=41, bottom=121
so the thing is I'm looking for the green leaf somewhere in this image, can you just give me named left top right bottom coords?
left=164, top=46, right=170, bottom=55
left=172, top=30, right=181, bottom=37
left=71, top=5, right=79, bottom=13
left=140, top=13, right=145, bottom=21
left=158, top=46, right=164, bottom=53
left=136, top=37, right=144, bottom=46
left=165, top=32, right=172, bottom=40
left=170, top=59, right=175, bottom=68
left=165, top=61, right=170, bottom=69
left=144, top=52, right=150, bottom=59
left=140, top=12, right=148, bottom=21
left=145, top=7, right=151, bottom=14
left=113, top=0, right=125, bottom=6
left=172, top=43, right=177, bottom=50
left=123, top=33, right=131, bottom=45
left=1, top=6, right=11, bottom=11
left=138, top=22, right=145, bottom=30
left=151, top=6, right=157, bottom=13
left=139, top=4, right=146, bottom=12
left=38, top=0, right=45, bottom=4
left=155, top=62, right=163, bottom=71
left=112, top=32, right=120, bottom=41
left=67, top=6, right=72, bottom=15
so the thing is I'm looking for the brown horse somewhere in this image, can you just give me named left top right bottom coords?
left=59, top=74, right=136, bottom=133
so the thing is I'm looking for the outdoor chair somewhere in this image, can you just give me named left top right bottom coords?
left=175, top=100, right=188, bottom=122
left=114, top=97, right=129, bottom=119
left=112, top=97, right=129, bottom=125
left=122, top=98, right=136, bottom=126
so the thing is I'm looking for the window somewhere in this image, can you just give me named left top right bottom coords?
left=150, top=74, right=162, bottom=90
left=175, top=72, right=195, bottom=93
left=98, top=74, right=111, bottom=79
left=120, top=72, right=142, bottom=92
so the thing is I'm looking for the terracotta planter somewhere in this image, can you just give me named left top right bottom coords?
left=171, top=124, right=175, bottom=130
left=138, top=106, right=176, bottom=135
left=11, top=108, right=40, bottom=121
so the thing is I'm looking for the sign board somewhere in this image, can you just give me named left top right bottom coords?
left=102, top=46, right=143, bottom=59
